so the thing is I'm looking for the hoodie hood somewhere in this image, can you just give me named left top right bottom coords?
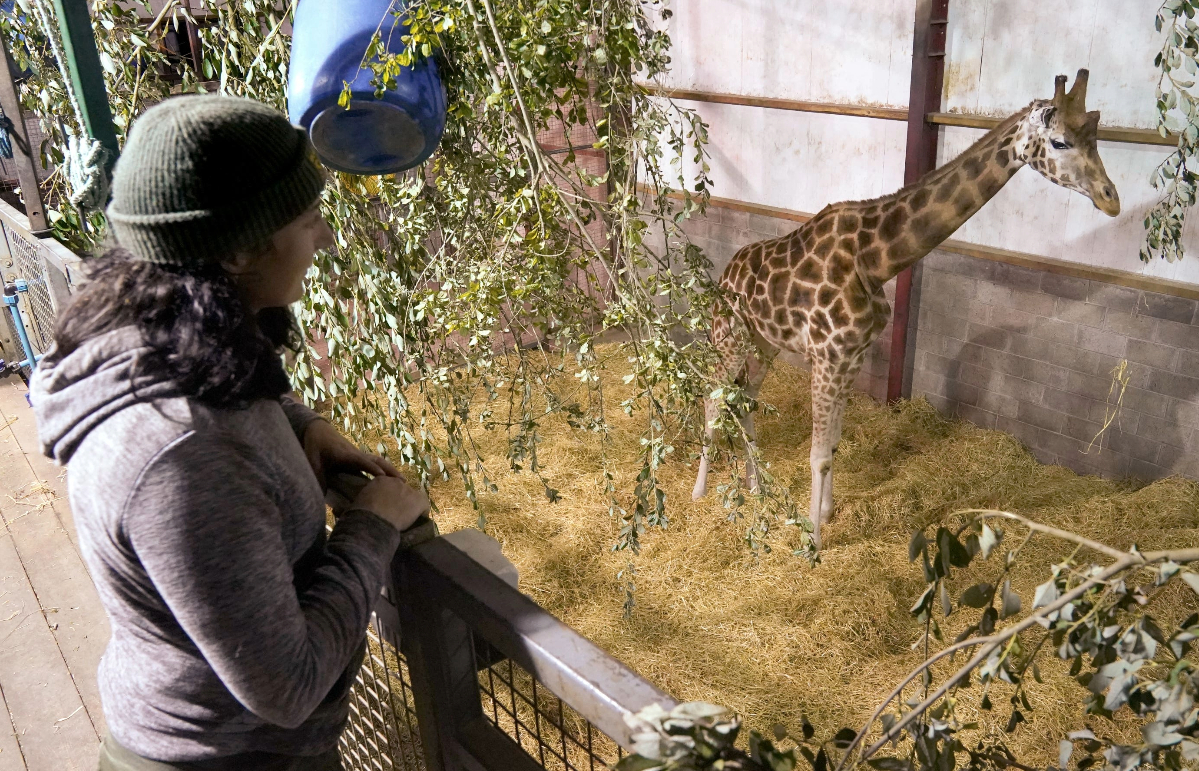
left=30, top=327, right=181, bottom=464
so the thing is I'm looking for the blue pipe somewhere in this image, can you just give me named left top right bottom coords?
left=2, top=283, right=40, bottom=372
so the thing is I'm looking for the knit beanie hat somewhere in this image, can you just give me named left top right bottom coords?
left=106, top=95, right=325, bottom=267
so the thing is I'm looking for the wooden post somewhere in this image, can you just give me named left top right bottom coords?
left=0, top=43, right=49, bottom=235
left=887, top=0, right=949, bottom=403
left=50, top=0, right=120, bottom=171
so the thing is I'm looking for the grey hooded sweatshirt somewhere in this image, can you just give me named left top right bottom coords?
left=29, top=327, right=402, bottom=762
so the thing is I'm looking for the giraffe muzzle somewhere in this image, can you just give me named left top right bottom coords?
left=1093, top=182, right=1121, bottom=217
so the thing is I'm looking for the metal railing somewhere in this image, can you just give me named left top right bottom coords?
left=349, top=521, right=677, bottom=771
left=0, top=198, right=80, bottom=366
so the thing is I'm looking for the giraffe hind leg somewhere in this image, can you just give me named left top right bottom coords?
left=693, top=316, right=776, bottom=499
left=740, top=337, right=776, bottom=493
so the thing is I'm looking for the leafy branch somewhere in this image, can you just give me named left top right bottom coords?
left=1145, top=0, right=1199, bottom=262
left=621, top=511, right=1199, bottom=771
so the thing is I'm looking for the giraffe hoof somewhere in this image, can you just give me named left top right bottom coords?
left=691, top=486, right=707, bottom=501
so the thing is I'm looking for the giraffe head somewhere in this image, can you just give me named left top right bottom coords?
left=1020, top=69, right=1120, bottom=217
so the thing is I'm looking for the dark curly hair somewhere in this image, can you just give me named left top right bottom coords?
left=46, top=246, right=299, bottom=409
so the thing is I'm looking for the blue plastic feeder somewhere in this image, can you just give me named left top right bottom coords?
left=287, top=0, right=447, bottom=175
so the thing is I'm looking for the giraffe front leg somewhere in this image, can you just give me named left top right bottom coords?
left=692, top=397, right=717, bottom=501
left=743, top=409, right=760, bottom=492
left=807, top=369, right=849, bottom=550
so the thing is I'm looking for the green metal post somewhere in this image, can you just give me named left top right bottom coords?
left=49, top=0, right=119, bottom=171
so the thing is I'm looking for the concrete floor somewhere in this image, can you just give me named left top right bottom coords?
left=0, top=374, right=107, bottom=771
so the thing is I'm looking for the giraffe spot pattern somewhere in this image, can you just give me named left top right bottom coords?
left=788, top=283, right=813, bottom=307
left=828, top=298, right=850, bottom=328
left=768, top=272, right=789, bottom=305
left=880, top=206, right=908, bottom=241
left=910, top=187, right=931, bottom=211
left=827, top=258, right=850, bottom=285
left=953, top=189, right=975, bottom=217
left=797, top=258, right=822, bottom=283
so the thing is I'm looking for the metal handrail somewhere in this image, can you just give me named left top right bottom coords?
left=381, top=523, right=676, bottom=771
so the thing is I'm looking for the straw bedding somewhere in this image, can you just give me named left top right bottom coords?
left=386, top=353, right=1199, bottom=761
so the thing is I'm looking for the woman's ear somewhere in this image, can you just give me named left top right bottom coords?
left=219, top=250, right=257, bottom=276
left=220, top=238, right=276, bottom=276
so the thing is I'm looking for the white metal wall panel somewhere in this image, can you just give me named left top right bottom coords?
left=659, top=0, right=915, bottom=220
left=665, top=0, right=915, bottom=107
left=940, top=0, right=1199, bottom=284
left=658, top=0, right=1199, bottom=285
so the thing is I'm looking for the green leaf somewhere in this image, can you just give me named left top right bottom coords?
left=978, top=523, right=999, bottom=559
left=1000, top=578, right=1021, bottom=619
left=960, top=582, right=994, bottom=608
left=1059, top=740, right=1073, bottom=768
left=909, top=530, right=927, bottom=562
left=831, top=728, right=856, bottom=748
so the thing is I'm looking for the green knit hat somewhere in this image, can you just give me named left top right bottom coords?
left=106, top=95, right=325, bottom=267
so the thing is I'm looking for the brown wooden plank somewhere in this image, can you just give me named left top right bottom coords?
left=0, top=381, right=108, bottom=742
left=927, top=111, right=1175, bottom=147
left=0, top=680, right=27, bottom=771
left=0, top=422, right=99, bottom=771
left=638, top=85, right=1174, bottom=148
left=645, top=85, right=909, bottom=122
left=0, top=381, right=78, bottom=551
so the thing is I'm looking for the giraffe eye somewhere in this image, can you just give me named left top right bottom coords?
left=1050, top=139, right=1071, bottom=150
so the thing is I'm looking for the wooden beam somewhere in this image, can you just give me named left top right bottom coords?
left=643, top=85, right=909, bottom=122
left=0, top=42, right=49, bottom=235
left=928, top=112, right=1174, bottom=147
left=642, top=85, right=1177, bottom=148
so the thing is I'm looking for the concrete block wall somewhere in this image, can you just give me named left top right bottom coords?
left=913, top=250, right=1199, bottom=480
left=674, top=205, right=1199, bottom=482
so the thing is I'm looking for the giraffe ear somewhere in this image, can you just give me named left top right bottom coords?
left=1040, top=106, right=1058, bottom=127
left=1079, top=111, right=1101, bottom=141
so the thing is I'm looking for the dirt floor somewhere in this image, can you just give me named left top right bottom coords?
left=406, top=353, right=1199, bottom=763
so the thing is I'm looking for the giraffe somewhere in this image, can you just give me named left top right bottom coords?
left=691, top=70, right=1121, bottom=549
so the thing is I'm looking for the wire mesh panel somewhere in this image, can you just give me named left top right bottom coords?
left=478, top=655, right=625, bottom=771
left=339, top=616, right=426, bottom=771
left=3, top=222, right=57, bottom=351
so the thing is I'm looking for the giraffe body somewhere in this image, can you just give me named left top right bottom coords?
left=692, top=71, right=1121, bottom=549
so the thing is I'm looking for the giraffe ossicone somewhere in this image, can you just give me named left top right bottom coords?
left=692, top=70, right=1120, bottom=550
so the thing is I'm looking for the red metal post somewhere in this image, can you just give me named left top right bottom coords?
left=887, top=0, right=949, bottom=403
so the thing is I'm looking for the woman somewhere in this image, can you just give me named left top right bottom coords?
left=30, top=95, right=427, bottom=770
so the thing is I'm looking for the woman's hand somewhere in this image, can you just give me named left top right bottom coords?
left=353, top=476, right=430, bottom=532
left=302, top=419, right=399, bottom=490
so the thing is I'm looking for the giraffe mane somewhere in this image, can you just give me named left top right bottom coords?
left=825, top=102, right=1037, bottom=215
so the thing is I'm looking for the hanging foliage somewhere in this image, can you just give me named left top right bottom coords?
left=1, top=0, right=816, bottom=577
left=1145, top=0, right=1199, bottom=262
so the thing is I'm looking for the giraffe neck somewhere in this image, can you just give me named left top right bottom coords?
left=864, top=104, right=1036, bottom=284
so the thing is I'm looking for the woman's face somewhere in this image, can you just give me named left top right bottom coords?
left=224, top=204, right=335, bottom=311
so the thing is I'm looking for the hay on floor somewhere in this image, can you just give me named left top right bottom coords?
left=381, top=353, right=1199, bottom=763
